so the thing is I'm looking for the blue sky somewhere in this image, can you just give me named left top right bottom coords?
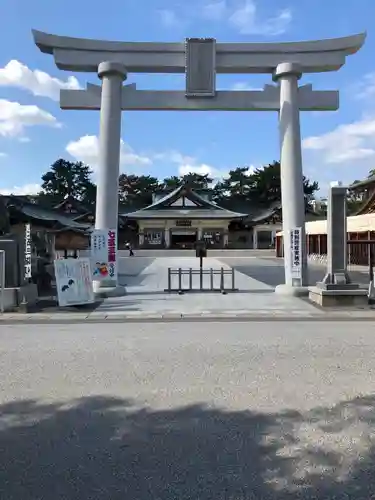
left=0, top=0, right=374, bottom=197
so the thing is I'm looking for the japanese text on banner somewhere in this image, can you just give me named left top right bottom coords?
left=290, top=227, right=302, bottom=279
left=91, top=228, right=118, bottom=281
left=24, top=223, right=32, bottom=279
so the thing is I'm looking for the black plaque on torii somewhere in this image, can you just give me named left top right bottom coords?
left=185, top=38, right=216, bottom=98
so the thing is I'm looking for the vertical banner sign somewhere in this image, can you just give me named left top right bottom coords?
left=91, top=229, right=118, bottom=281
left=290, top=227, right=302, bottom=279
left=24, top=223, right=32, bottom=280
left=54, top=257, right=94, bottom=307
left=107, top=230, right=117, bottom=280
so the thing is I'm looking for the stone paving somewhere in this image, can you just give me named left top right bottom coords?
left=1, top=321, right=375, bottom=498
left=94, top=256, right=322, bottom=317
left=1, top=253, right=374, bottom=322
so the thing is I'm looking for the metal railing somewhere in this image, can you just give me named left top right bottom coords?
left=165, top=267, right=238, bottom=293
left=309, top=240, right=375, bottom=287
left=347, top=240, right=375, bottom=289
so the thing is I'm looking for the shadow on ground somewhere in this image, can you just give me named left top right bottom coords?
left=221, top=259, right=370, bottom=288
left=1, top=395, right=375, bottom=499
left=118, top=257, right=155, bottom=279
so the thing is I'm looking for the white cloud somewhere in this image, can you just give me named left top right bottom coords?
left=0, top=152, right=7, bottom=158
left=231, top=82, right=260, bottom=91
left=160, top=0, right=291, bottom=35
left=201, top=0, right=227, bottom=20
left=178, top=163, right=258, bottom=183
left=156, top=148, right=257, bottom=182
left=66, top=135, right=152, bottom=170
left=229, top=0, right=292, bottom=36
left=0, top=183, right=41, bottom=195
left=154, top=150, right=227, bottom=180
left=179, top=163, right=224, bottom=178
left=302, top=116, right=375, bottom=164
left=0, top=99, right=60, bottom=137
left=353, top=72, right=375, bottom=100
left=158, top=9, right=182, bottom=27
left=0, top=60, right=81, bottom=101
left=153, top=150, right=195, bottom=165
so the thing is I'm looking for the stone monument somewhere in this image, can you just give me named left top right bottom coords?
left=32, top=30, right=366, bottom=295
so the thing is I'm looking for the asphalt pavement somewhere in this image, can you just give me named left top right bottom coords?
left=1, top=321, right=375, bottom=499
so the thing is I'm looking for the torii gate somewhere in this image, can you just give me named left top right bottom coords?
left=33, top=30, right=366, bottom=296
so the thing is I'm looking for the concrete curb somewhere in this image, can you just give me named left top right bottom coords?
left=0, top=309, right=374, bottom=324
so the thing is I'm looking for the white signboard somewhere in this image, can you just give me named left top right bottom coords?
left=54, top=257, right=94, bottom=307
left=24, top=223, right=32, bottom=280
left=90, top=229, right=118, bottom=281
left=290, top=227, right=302, bottom=279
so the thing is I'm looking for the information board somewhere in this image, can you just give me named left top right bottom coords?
left=54, top=257, right=94, bottom=307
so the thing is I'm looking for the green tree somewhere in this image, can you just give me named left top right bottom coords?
left=161, top=173, right=213, bottom=191
left=39, top=159, right=95, bottom=206
left=118, top=174, right=159, bottom=207
left=182, top=172, right=213, bottom=190
left=212, top=166, right=253, bottom=205
left=347, top=179, right=367, bottom=215
left=81, top=182, right=97, bottom=207
left=246, top=161, right=319, bottom=207
left=161, top=176, right=181, bottom=190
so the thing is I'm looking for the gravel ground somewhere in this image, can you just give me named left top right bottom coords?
left=1, top=321, right=375, bottom=499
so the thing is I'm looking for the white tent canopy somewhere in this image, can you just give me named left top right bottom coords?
left=276, top=213, right=375, bottom=236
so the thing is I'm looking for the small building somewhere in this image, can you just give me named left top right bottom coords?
left=0, top=194, right=93, bottom=257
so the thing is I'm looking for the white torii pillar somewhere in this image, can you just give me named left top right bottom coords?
left=94, top=61, right=127, bottom=296
left=273, top=62, right=308, bottom=296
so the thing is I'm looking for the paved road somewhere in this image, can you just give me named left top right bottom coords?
left=1, top=321, right=375, bottom=499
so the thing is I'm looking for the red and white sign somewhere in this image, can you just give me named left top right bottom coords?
left=91, top=229, right=118, bottom=281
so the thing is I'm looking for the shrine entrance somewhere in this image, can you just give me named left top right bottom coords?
left=33, top=30, right=365, bottom=295
left=170, top=230, right=197, bottom=249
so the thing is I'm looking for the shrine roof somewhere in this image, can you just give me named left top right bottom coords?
left=350, top=175, right=375, bottom=190
left=121, top=185, right=247, bottom=219
left=4, top=195, right=92, bottom=230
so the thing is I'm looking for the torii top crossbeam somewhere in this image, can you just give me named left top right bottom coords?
left=32, top=30, right=365, bottom=74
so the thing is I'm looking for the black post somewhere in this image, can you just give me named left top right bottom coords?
left=178, top=267, right=182, bottom=292
left=200, top=255, right=203, bottom=290
left=220, top=267, right=224, bottom=291
left=167, top=267, right=171, bottom=292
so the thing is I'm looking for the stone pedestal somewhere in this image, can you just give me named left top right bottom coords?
left=275, top=283, right=309, bottom=297
left=93, top=281, right=125, bottom=298
left=312, top=184, right=363, bottom=307
left=309, top=286, right=368, bottom=307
